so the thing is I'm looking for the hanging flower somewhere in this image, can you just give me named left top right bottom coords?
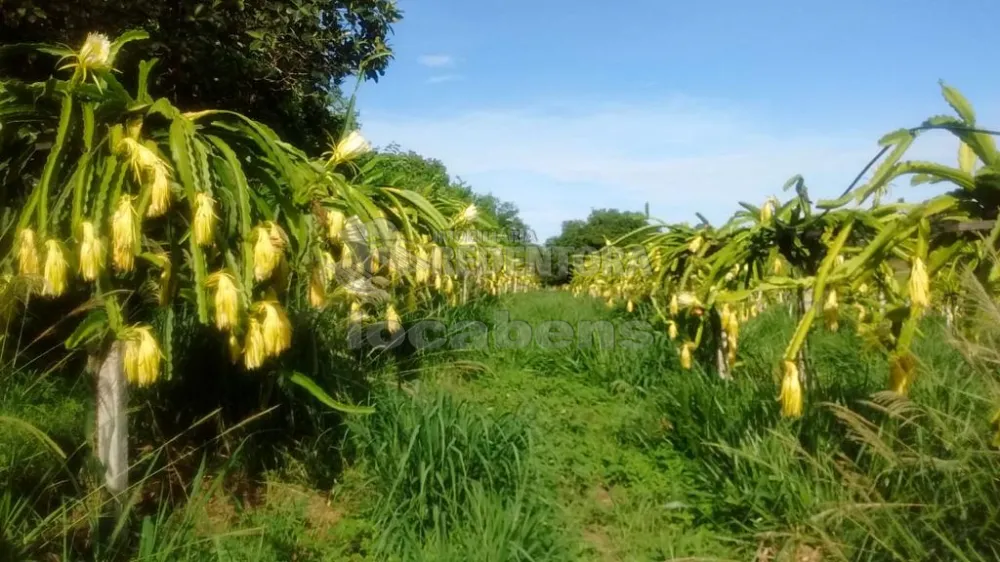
left=111, top=195, right=137, bottom=272
left=79, top=221, right=104, bottom=281
left=42, top=240, right=68, bottom=297
left=243, top=317, right=266, bottom=370
left=17, top=228, right=40, bottom=277
left=779, top=360, right=802, bottom=418
left=823, top=290, right=839, bottom=332
left=669, top=294, right=679, bottom=317
left=252, top=225, right=281, bottom=281
left=192, top=192, right=217, bottom=246
left=386, top=304, right=402, bottom=334
left=308, top=268, right=327, bottom=308
left=680, top=342, right=693, bottom=370
left=123, top=325, right=162, bottom=387
left=147, top=162, right=172, bottom=217
left=667, top=321, right=678, bottom=341
left=909, top=257, right=930, bottom=308
left=207, top=271, right=240, bottom=332
left=118, top=138, right=172, bottom=217
left=327, top=209, right=345, bottom=242
left=227, top=334, right=242, bottom=365
left=256, top=301, right=292, bottom=357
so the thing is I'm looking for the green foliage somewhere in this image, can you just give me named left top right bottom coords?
left=0, top=0, right=402, bottom=155
left=363, top=144, right=531, bottom=243
left=543, top=208, right=649, bottom=284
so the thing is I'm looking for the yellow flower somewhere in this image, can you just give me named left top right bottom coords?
left=207, top=271, right=240, bottom=331
left=889, top=353, right=916, bottom=395
left=388, top=237, right=408, bottom=279
left=719, top=303, right=733, bottom=332
left=243, top=317, right=266, bottom=370
left=340, top=244, right=354, bottom=271
left=627, top=299, right=634, bottom=313
left=386, top=304, right=402, bottom=334
left=17, top=228, right=40, bottom=277
left=760, top=197, right=775, bottom=223
left=252, top=225, right=281, bottom=281
left=909, top=257, right=930, bottom=308
left=677, top=292, right=703, bottom=310
left=444, top=274, right=455, bottom=296
left=667, top=321, right=678, bottom=341
left=779, top=360, right=802, bottom=418
left=330, top=130, right=371, bottom=163
left=680, top=342, right=693, bottom=370
left=227, top=334, right=242, bottom=364
left=349, top=301, right=364, bottom=325
left=78, top=33, right=111, bottom=71
left=111, top=195, right=137, bottom=272
left=192, top=192, right=217, bottom=246
left=669, top=294, right=679, bottom=317
left=726, top=316, right=739, bottom=350
left=853, top=302, right=867, bottom=323
left=256, top=301, right=292, bottom=357
left=123, top=325, right=162, bottom=387
left=326, top=209, right=345, bottom=242
left=823, top=290, right=839, bottom=332
left=118, top=138, right=173, bottom=217
left=688, top=236, right=703, bottom=253
left=42, top=240, right=68, bottom=297
left=147, top=163, right=172, bottom=217
left=415, top=245, right=430, bottom=284
left=456, top=204, right=478, bottom=224
left=431, top=245, right=443, bottom=274
left=79, top=221, right=104, bottom=281
left=308, top=269, right=326, bottom=308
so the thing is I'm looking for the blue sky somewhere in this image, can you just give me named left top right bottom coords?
left=359, top=0, right=1000, bottom=242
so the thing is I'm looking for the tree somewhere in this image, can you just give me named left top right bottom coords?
left=0, top=0, right=401, bottom=155
left=542, top=208, right=648, bottom=284
left=0, top=32, right=476, bottom=500
left=362, top=145, right=531, bottom=244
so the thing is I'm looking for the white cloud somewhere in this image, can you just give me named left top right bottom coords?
left=426, top=74, right=460, bottom=84
left=417, top=54, right=454, bottom=68
left=362, top=97, right=983, bottom=239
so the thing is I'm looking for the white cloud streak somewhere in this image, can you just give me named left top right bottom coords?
left=417, top=54, right=455, bottom=68
left=362, top=97, right=975, bottom=239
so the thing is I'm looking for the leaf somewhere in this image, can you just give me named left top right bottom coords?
left=66, top=310, right=109, bottom=349
left=959, top=142, right=977, bottom=174
left=0, top=416, right=66, bottom=459
left=168, top=118, right=209, bottom=323
left=287, top=372, right=375, bottom=414
left=878, top=128, right=912, bottom=147
left=108, top=30, right=150, bottom=67
left=939, top=81, right=975, bottom=123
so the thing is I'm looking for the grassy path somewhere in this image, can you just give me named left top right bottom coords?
left=412, top=291, right=735, bottom=561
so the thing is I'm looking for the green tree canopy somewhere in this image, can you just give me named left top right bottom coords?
left=363, top=144, right=531, bottom=243
left=541, top=208, right=649, bottom=285
left=546, top=208, right=649, bottom=251
left=0, top=0, right=401, bottom=155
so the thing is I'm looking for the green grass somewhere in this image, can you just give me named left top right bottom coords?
left=3, top=289, right=1000, bottom=560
